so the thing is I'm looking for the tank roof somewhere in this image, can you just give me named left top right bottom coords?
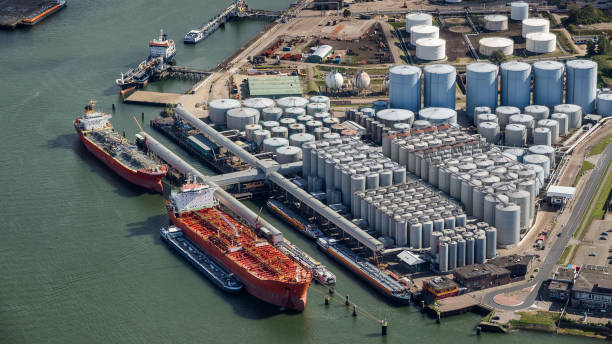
left=533, top=60, right=564, bottom=70
left=566, top=59, right=597, bottom=69
left=501, top=61, right=531, bottom=71
left=467, top=62, right=499, bottom=73
left=390, top=64, right=422, bottom=75
left=424, top=64, right=456, bottom=74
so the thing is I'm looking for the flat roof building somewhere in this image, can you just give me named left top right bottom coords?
left=547, top=185, right=576, bottom=205
left=547, top=266, right=576, bottom=301
left=423, top=277, right=459, bottom=299
left=571, top=265, right=612, bottom=310
left=248, top=76, right=302, bottom=98
left=453, top=263, right=511, bottom=292
left=489, top=254, right=533, bottom=281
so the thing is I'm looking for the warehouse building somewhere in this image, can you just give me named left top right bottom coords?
left=307, top=45, right=334, bottom=63
left=453, top=263, right=511, bottom=292
left=489, top=254, right=533, bottom=281
left=248, top=76, right=303, bottom=98
left=547, top=266, right=576, bottom=301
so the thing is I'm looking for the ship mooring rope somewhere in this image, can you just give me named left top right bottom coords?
left=309, top=285, right=384, bottom=324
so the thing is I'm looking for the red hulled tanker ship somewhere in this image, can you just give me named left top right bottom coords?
left=74, top=101, right=167, bottom=192
left=167, top=182, right=311, bottom=311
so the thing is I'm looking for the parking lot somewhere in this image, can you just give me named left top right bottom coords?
left=572, top=215, right=612, bottom=267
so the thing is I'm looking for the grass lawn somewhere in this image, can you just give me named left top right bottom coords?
left=559, top=245, right=573, bottom=264
left=574, top=161, right=595, bottom=186
left=511, top=311, right=560, bottom=327
left=574, top=158, right=612, bottom=240
left=388, top=22, right=405, bottom=30
left=588, top=133, right=612, bottom=156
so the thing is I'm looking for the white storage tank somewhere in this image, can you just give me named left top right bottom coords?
left=263, top=137, right=289, bottom=153
left=208, top=98, right=241, bottom=126
left=354, top=71, right=371, bottom=92
left=284, top=107, right=305, bottom=119
left=511, top=1, right=529, bottom=21
left=495, top=202, right=521, bottom=246
left=325, top=70, right=344, bottom=91
left=526, top=32, right=556, bottom=53
left=551, top=112, right=569, bottom=135
left=410, top=223, right=423, bottom=249
left=525, top=104, right=550, bottom=120
left=533, top=127, right=552, bottom=146
left=509, top=114, right=535, bottom=141
left=485, top=227, right=497, bottom=258
left=418, top=107, right=457, bottom=125
left=466, top=63, right=499, bottom=119
left=500, top=61, right=532, bottom=110
left=412, top=119, right=432, bottom=129
left=598, top=93, right=612, bottom=116
left=289, top=133, right=315, bottom=148
left=243, top=97, right=275, bottom=111
left=505, top=123, right=527, bottom=147
left=276, top=146, right=302, bottom=164
left=277, top=96, right=309, bottom=110
left=288, top=123, right=305, bottom=134
left=410, top=25, right=439, bottom=46
left=406, top=12, right=433, bottom=31
left=245, top=123, right=262, bottom=142
left=309, top=95, right=330, bottom=110
left=484, top=15, right=508, bottom=31
left=522, top=18, right=549, bottom=38
left=465, top=237, right=475, bottom=265
left=523, top=154, right=550, bottom=177
left=537, top=119, right=559, bottom=142
left=377, top=108, right=415, bottom=127
left=253, top=129, right=271, bottom=148
left=262, top=120, right=279, bottom=131
left=478, top=121, right=500, bottom=144
left=479, top=37, right=514, bottom=56
left=566, top=59, right=598, bottom=114
left=439, top=243, right=449, bottom=273
left=306, top=102, right=327, bottom=116
left=448, top=241, right=457, bottom=270
left=496, top=106, right=521, bottom=128
left=261, top=107, right=283, bottom=121
left=270, top=125, right=289, bottom=139
left=226, top=107, right=260, bottom=130
left=528, top=145, right=555, bottom=168
left=424, top=64, right=456, bottom=109
left=415, top=38, right=446, bottom=61
left=509, top=190, right=531, bottom=228
left=389, top=65, right=422, bottom=112
left=475, top=235, right=486, bottom=264
left=477, top=113, right=498, bottom=126
left=533, top=61, right=565, bottom=111
left=554, top=104, right=582, bottom=129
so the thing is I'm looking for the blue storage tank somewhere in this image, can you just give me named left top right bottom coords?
left=389, top=65, right=422, bottom=112
left=566, top=59, right=598, bottom=114
left=466, top=63, right=499, bottom=120
left=424, top=64, right=456, bottom=109
left=372, top=100, right=388, bottom=112
left=533, top=60, right=564, bottom=111
left=500, top=61, right=532, bottom=110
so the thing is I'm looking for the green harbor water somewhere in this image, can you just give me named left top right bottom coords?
left=0, top=1, right=600, bottom=343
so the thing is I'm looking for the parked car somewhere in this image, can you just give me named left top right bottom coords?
left=601, top=236, right=608, bottom=240
left=589, top=252, right=597, bottom=256
left=602, top=232, right=609, bottom=236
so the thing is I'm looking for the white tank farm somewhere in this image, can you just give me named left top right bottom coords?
left=554, top=104, right=582, bottom=129
left=505, top=123, right=527, bottom=147
left=500, top=61, right=532, bottom=110
left=289, top=133, right=315, bottom=148
left=523, top=154, right=550, bottom=177
left=325, top=71, right=344, bottom=90
left=566, top=60, right=598, bottom=114
left=532, top=61, right=564, bottom=110
left=306, top=102, right=327, bottom=116
left=598, top=93, right=612, bottom=116
left=406, top=12, right=432, bottom=31
left=309, top=95, right=330, bottom=110
left=485, top=227, right=497, bottom=258
left=496, top=106, right=521, bottom=128
left=208, top=98, right=241, bottom=126
left=275, top=146, right=302, bottom=163
left=270, top=126, right=289, bottom=138
left=479, top=37, right=514, bottom=56
left=410, top=25, right=439, bottom=46
left=263, top=137, right=288, bottom=153
left=526, top=32, right=556, bottom=53
left=418, top=107, right=457, bottom=125
left=277, top=96, right=308, bottom=110
left=484, top=15, right=508, bottom=31
left=529, top=145, right=555, bottom=168
left=537, top=119, right=559, bottom=142
left=261, top=107, right=283, bottom=121
left=389, top=65, right=422, bottom=112
left=522, top=18, right=549, bottom=38
left=253, top=129, right=270, bottom=148
left=525, top=104, right=550, bottom=120
left=245, top=123, right=262, bottom=142
left=377, top=108, right=415, bottom=127
left=466, top=63, right=499, bottom=119
left=478, top=121, right=500, bottom=144
left=511, top=1, right=529, bottom=20
left=551, top=112, right=569, bottom=135
left=533, top=127, right=552, bottom=146
left=415, top=38, right=446, bottom=61
left=243, top=97, right=275, bottom=111
left=495, top=202, right=521, bottom=246
left=284, top=107, right=306, bottom=119
left=509, top=114, right=535, bottom=141
left=477, top=113, right=498, bottom=126
left=226, top=107, right=260, bottom=130
left=424, top=64, right=456, bottom=109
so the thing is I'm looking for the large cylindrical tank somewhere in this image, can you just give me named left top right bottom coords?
left=500, top=61, right=532, bottom=110
left=533, top=61, right=564, bottom=110
left=302, top=142, right=313, bottom=177
left=277, top=96, right=308, bottom=110
left=533, top=127, right=552, bottom=146
left=262, top=120, right=279, bottom=131
left=495, top=202, right=521, bottom=246
left=245, top=123, right=262, bottom=142
left=306, top=102, right=327, bottom=116
left=528, top=145, right=555, bottom=167
left=496, top=106, right=520, bottom=128
left=389, top=65, right=422, bottom=112
left=410, top=223, right=423, bottom=249
left=270, top=126, right=289, bottom=139
left=525, top=104, right=550, bottom=121
left=448, top=241, right=457, bottom=270
left=439, top=243, right=449, bottom=273
left=410, top=25, right=439, bottom=46
left=289, top=133, right=315, bottom=148
left=466, top=63, right=499, bottom=119
left=554, top=104, right=582, bottom=129
left=522, top=18, right=549, bottom=38
left=551, top=112, right=569, bottom=135
left=465, top=237, right=475, bottom=265
left=253, top=129, right=270, bottom=148
left=208, top=98, right=241, bottom=126
left=479, top=37, right=514, bottom=56
left=422, top=221, right=433, bottom=248
left=484, top=15, right=508, bottom=31
left=376, top=108, right=415, bottom=127
left=598, top=93, right=612, bottom=116
left=418, top=107, right=457, bottom=125
left=297, top=114, right=313, bottom=125
left=406, top=12, right=432, bottom=31
left=431, top=231, right=442, bottom=254
left=511, top=1, right=529, bottom=20
left=243, top=97, right=275, bottom=111
left=566, top=59, right=598, bottom=114
left=478, top=121, right=500, bottom=144
left=424, top=64, right=456, bottom=109
left=505, top=123, right=527, bottom=147
left=526, top=32, right=556, bottom=53
left=475, top=235, right=486, bottom=264
left=395, top=217, right=408, bottom=246
left=276, top=146, right=302, bottom=164
left=477, top=113, right=498, bottom=126
left=226, top=107, right=260, bottom=130
left=415, top=38, right=446, bottom=61
left=288, top=123, right=306, bottom=135
left=263, top=137, right=289, bottom=153
left=262, top=107, right=283, bottom=121
left=509, top=190, right=531, bottom=228
left=309, top=95, right=331, bottom=110
left=456, top=239, right=466, bottom=267
left=485, top=227, right=497, bottom=258
left=523, top=154, right=550, bottom=177
left=284, top=107, right=306, bottom=119
left=373, top=100, right=388, bottom=112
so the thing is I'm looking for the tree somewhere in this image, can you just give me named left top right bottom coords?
left=586, top=40, right=596, bottom=56
left=489, top=50, right=506, bottom=65
left=598, top=35, right=612, bottom=55
left=343, top=9, right=351, bottom=18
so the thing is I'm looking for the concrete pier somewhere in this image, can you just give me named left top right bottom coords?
left=124, top=91, right=183, bottom=107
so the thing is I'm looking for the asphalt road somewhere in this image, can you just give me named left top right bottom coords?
left=483, top=144, right=612, bottom=311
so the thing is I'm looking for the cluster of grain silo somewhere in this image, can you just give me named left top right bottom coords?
left=478, top=37, right=514, bottom=56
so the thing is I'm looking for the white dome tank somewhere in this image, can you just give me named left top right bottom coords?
left=226, top=107, right=260, bottom=130
left=410, top=25, right=439, bottom=46
left=309, top=95, right=330, bottom=110
left=500, top=61, right=532, bottom=110
left=522, top=18, right=549, bottom=38
left=377, top=108, right=415, bottom=127
left=511, top=1, right=529, bottom=21
left=466, top=63, right=499, bottom=119
left=306, top=102, right=327, bottom=116
left=537, top=119, right=559, bottom=142
left=208, top=98, right=241, bottom=126
left=289, top=133, right=315, bottom=148
left=389, top=65, right=422, bottom=112
left=598, top=93, right=612, bottom=116
left=526, top=32, right=556, bottom=53
left=484, top=15, right=508, bottom=31
left=495, top=106, right=521, bottom=128
left=243, top=97, right=275, bottom=110
left=554, top=104, right=582, bottom=129
left=525, top=104, right=549, bottom=120
left=325, top=70, right=344, bottom=90
left=505, top=123, right=527, bottom=147
left=533, top=127, right=552, bottom=146
left=479, top=37, right=514, bottom=56
left=566, top=59, right=598, bottom=114
left=354, top=70, right=371, bottom=91
left=406, top=12, right=432, bottom=31
left=424, top=64, right=456, bottom=109
left=477, top=113, right=498, bottom=126
left=550, top=112, right=568, bottom=135
left=533, top=61, right=564, bottom=110
left=261, top=107, right=283, bottom=121
left=263, top=137, right=289, bottom=153
left=418, top=107, right=457, bottom=125
left=284, top=107, right=306, bottom=119
left=415, top=38, right=446, bottom=61
left=276, top=146, right=302, bottom=164
left=478, top=121, right=500, bottom=144
left=277, top=97, right=308, bottom=110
